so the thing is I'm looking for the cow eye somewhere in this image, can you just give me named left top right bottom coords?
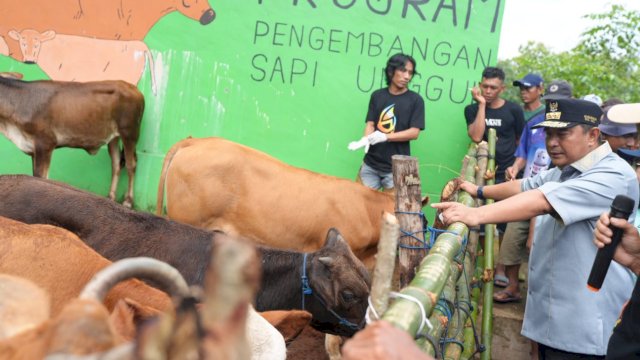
left=341, top=290, right=355, bottom=302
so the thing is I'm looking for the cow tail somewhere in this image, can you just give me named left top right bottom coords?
left=145, top=48, right=157, bottom=96
left=156, top=140, right=186, bottom=215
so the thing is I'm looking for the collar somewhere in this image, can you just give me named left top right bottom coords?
left=569, top=142, right=612, bottom=173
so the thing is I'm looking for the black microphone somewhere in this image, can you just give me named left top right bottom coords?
left=587, top=194, right=636, bottom=292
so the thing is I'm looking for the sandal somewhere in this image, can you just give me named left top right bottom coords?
left=494, top=274, right=509, bottom=288
left=493, top=290, right=522, bottom=303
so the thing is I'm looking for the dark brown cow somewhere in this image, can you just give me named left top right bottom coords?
left=0, top=0, right=215, bottom=61
left=0, top=175, right=370, bottom=337
left=0, top=77, right=144, bottom=207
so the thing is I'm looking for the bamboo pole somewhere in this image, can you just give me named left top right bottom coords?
left=368, top=212, right=400, bottom=319
left=443, top=255, right=473, bottom=360
left=480, top=129, right=497, bottom=360
left=416, top=262, right=460, bottom=356
left=461, top=141, right=489, bottom=360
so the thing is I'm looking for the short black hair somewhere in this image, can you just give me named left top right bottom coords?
left=481, top=66, right=505, bottom=82
left=385, top=53, right=418, bottom=85
left=601, top=98, right=624, bottom=109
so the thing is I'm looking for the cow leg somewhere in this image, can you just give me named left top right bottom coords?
left=107, top=138, right=121, bottom=203
left=121, top=138, right=137, bottom=209
left=32, top=143, right=53, bottom=179
left=325, top=334, right=344, bottom=360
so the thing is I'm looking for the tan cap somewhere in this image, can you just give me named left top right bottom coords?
left=608, top=103, right=640, bottom=124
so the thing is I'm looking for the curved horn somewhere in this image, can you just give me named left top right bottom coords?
left=80, top=257, right=190, bottom=302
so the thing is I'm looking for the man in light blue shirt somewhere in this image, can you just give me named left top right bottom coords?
left=433, top=98, right=638, bottom=358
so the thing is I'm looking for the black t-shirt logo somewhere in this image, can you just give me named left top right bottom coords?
left=377, top=104, right=396, bottom=134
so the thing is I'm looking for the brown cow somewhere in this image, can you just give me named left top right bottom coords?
left=0, top=274, right=50, bottom=340
left=0, top=216, right=174, bottom=340
left=1, top=0, right=215, bottom=61
left=156, top=137, right=396, bottom=268
left=0, top=256, right=192, bottom=359
left=0, top=76, right=144, bottom=207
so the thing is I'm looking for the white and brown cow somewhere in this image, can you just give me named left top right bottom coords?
left=0, top=76, right=144, bottom=207
left=156, top=137, right=397, bottom=268
left=8, top=29, right=157, bottom=95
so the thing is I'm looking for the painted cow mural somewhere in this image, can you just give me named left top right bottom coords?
left=8, top=29, right=157, bottom=94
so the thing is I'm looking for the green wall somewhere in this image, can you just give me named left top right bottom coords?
left=0, top=0, right=505, bottom=221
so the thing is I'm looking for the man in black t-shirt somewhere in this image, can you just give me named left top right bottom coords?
left=465, top=66, right=525, bottom=181
left=464, top=66, right=525, bottom=290
left=348, top=53, right=425, bottom=191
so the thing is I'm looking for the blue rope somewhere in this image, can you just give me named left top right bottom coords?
left=454, top=233, right=469, bottom=264
left=395, top=210, right=471, bottom=255
left=301, top=253, right=312, bottom=309
left=299, top=253, right=362, bottom=331
left=434, top=298, right=453, bottom=322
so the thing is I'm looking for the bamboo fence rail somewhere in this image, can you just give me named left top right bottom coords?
left=378, top=129, right=497, bottom=360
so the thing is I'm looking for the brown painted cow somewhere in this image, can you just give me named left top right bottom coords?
left=0, top=175, right=370, bottom=337
left=0, top=76, right=144, bottom=207
left=156, top=137, right=396, bottom=268
left=1, top=0, right=215, bottom=61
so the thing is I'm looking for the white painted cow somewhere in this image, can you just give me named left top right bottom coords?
left=8, top=29, right=157, bottom=95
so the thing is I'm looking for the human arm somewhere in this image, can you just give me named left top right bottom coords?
left=386, top=127, right=420, bottom=142
left=506, top=157, right=526, bottom=181
left=526, top=217, right=535, bottom=251
left=458, top=179, right=524, bottom=201
left=466, top=87, right=486, bottom=143
left=431, top=189, right=552, bottom=227
left=513, top=105, right=525, bottom=148
left=593, top=212, right=640, bottom=276
left=364, top=121, right=375, bottom=136
left=342, top=321, right=434, bottom=360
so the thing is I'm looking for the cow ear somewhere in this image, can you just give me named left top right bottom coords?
left=8, top=30, right=20, bottom=41
left=41, top=30, right=56, bottom=41
left=324, top=228, right=346, bottom=249
left=318, top=256, right=334, bottom=268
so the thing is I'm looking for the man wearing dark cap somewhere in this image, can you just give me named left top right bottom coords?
left=494, top=72, right=545, bottom=291
left=513, top=73, right=545, bottom=122
left=494, top=78, right=566, bottom=303
left=433, top=98, right=638, bottom=358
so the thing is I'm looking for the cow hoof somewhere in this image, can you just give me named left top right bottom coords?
left=122, top=200, right=133, bottom=209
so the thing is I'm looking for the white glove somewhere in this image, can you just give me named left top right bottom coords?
left=348, top=137, right=370, bottom=153
left=367, top=130, right=388, bottom=146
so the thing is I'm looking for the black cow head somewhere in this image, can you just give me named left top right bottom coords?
left=306, top=228, right=371, bottom=337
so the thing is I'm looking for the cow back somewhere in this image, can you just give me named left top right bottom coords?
left=0, top=175, right=213, bottom=286
left=159, top=137, right=395, bottom=263
left=0, top=216, right=172, bottom=317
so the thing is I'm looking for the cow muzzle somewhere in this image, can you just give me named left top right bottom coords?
left=200, top=9, right=216, bottom=24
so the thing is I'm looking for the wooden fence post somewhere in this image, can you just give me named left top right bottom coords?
left=392, top=155, right=426, bottom=288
